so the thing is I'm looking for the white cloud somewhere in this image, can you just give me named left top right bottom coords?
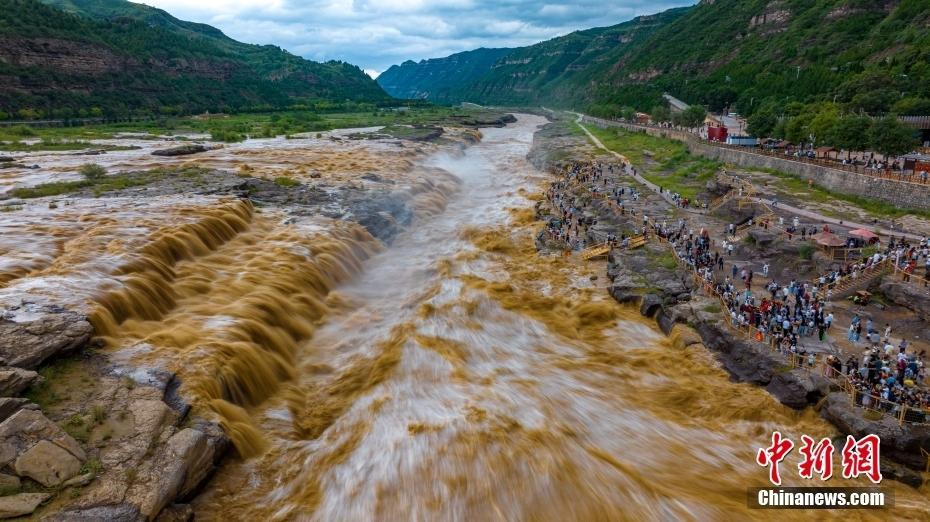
left=134, top=0, right=695, bottom=71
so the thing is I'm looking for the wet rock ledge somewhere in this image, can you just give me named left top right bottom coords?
left=0, top=304, right=228, bottom=520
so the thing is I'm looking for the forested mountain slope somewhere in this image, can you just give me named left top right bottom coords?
left=379, top=0, right=930, bottom=119
left=0, top=0, right=388, bottom=118
left=378, top=8, right=688, bottom=107
left=378, top=48, right=513, bottom=102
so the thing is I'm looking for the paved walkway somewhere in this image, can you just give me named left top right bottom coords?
left=573, top=114, right=700, bottom=212
left=574, top=114, right=925, bottom=242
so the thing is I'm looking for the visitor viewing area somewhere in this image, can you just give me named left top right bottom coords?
left=567, top=120, right=930, bottom=433
left=581, top=115, right=930, bottom=212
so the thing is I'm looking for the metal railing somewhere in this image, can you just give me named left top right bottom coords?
left=821, top=365, right=930, bottom=427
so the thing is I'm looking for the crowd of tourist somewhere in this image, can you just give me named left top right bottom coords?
left=543, top=161, right=639, bottom=250
left=545, top=156, right=930, bottom=421
left=826, top=332, right=930, bottom=416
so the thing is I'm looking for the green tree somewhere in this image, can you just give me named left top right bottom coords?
left=0, top=111, right=7, bottom=121
left=828, top=114, right=871, bottom=158
left=674, top=105, right=706, bottom=128
left=891, top=97, right=930, bottom=115
left=620, top=107, right=636, bottom=121
left=747, top=104, right=778, bottom=137
left=650, top=105, right=671, bottom=123
left=868, top=116, right=918, bottom=158
left=850, top=90, right=895, bottom=115
left=79, top=163, right=107, bottom=181
left=808, top=105, right=839, bottom=146
left=771, top=118, right=788, bottom=140
left=785, top=112, right=815, bottom=144
left=17, top=108, right=40, bottom=120
left=784, top=102, right=807, bottom=118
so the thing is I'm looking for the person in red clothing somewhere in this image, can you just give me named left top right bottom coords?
left=903, top=259, right=916, bottom=282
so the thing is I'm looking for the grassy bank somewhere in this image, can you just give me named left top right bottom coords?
left=8, top=167, right=208, bottom=199
left=754, top=167, right=930, bottom=220
left=584, top=122, right=930, bottom=221
left=583, top=124, right=721, bottom=200
left=0, top=106, right=511, bottom=145
left=0, top=139, right=138, bottom=152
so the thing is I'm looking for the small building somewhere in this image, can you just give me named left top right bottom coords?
left=902, top=153, right=930, bottom=173
left=707, top=125, right=728, bottom=142
left=663, top=94, right=690, bottom=114
left=815, top=146, right=837, bottom=159
left=726, top=135, right=757, bottom=147
left=634, top=112, right=651, bottom=124
left=899, top=116, right=930, bottom=148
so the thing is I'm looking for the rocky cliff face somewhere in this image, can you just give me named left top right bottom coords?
left=0, top=37, right=129, bottom=75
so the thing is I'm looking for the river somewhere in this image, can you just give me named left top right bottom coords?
left=176, top=115, right=926, bottom=520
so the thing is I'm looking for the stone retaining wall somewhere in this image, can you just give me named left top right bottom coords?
left=581, top=116, right=930, bottom=212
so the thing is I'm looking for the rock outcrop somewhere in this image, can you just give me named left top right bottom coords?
left=819, top=392, right=930, bottom=471
left=56, top=369, right=229, bottom=520
left=124, top=428, right=223, bottom=519
left=0, top=305, right=93, bottom=370
left=14, top=439, right=83, bottom=487
left=43, top=503, right=145, bottom=522
left=0, top=368, right=40, bottom=397
left=0, top=492, right=51, bottom=519
left=607, top=243, right=692, bottom=305
left=151, top=144, right=210, bottom=157
left=0, top=410, right=86, bottom=490
left=879, top=279, right=930, bottom=322
left=0, top=306, right=229, bottom=520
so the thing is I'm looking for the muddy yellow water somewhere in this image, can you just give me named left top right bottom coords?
left=3, top=116, right=928, bottom=520
left=184, top=116, right=926, bottom=520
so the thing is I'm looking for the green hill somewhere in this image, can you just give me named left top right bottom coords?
left=0, top=0, right=388, bottom=119
left=378, top=0, right=930, bottom=118
left=377, top=9, right=687, bottom=106
left=378, top=48, right=513, bottom=102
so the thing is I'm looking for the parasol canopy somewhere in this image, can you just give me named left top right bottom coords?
left=848, top=228, right=879, bottom=240
left=813, top=231, right=845, bottom=247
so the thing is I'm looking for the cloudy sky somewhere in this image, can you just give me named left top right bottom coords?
left=137, top=0, right=694, bottom=77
